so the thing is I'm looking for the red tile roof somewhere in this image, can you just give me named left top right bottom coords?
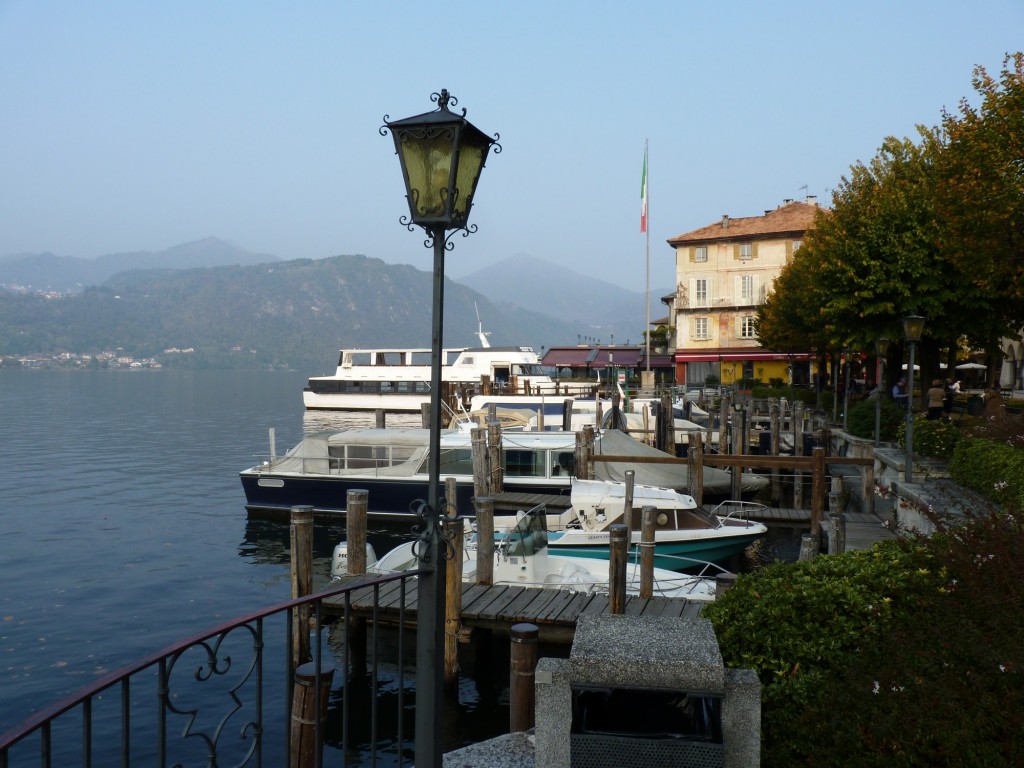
left=668, top=200, right=822, bottom=245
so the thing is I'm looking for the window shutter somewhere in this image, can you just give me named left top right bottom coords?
left=753, top=275, right=761, bottom=304
left=734, top=276, right=742, bottom=303
left=732, top=244, right=739, bottom=260
left=785, top=240, right=793, bottom=259
left=688, top=278, right=697, bottom=308
left=751, top=242, right=759, bottom=259
left=689, top=247, right=695, bottom=263
left=706, top=277, right=714, bottom=306
left=735, top=315, right=743, bottom=337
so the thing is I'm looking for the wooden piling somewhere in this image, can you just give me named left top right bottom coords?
left=623, top=470, right=635, bottom=539
left=770, top=401, right=781, bottom=504
left=810, top=447, right=826, bottom=538
left=687, top=430, right=704, bottom=506
left=608, top=524, right=628, bottom=615
left=828, top=475, right=848, bottom=554
left=290, top=505, right=313, bottom=668
left=375, top=409, right=386, bottom=429
left=793, top=401, right=805, bottom=509
left=420, top=402, right=430, bottom=429
left=289, top=661, right=335, bottom=768
left=443, top=512, right=463, bottom=686
left=715, top=572, right=738, bottom=597
left=798, top=531, right=819, bottom=562
left=562, top=398, right=573, bottom=431
left=730, top=409, right=744, bottom=502
left=509, top=623, right=539, bottom=733
left=471, top=427, right=489, bottom=497
left=488, top=422, right=504, bottom=492
left=345, top=490, right=368, bottom=575
left=639, top=506, right=655, bottom=599
left=474, top=495, right=494, bottom=586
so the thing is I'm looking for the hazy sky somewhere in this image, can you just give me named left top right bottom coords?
left=2, top=2, right=1021, bottom=292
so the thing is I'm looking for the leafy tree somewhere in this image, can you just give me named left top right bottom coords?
left=937, top=53, right=1024, bottom=354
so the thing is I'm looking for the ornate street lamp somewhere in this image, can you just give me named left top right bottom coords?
left=902, top=315, right=925, bottom=482
left=382, top=89, right=498, bottom=767
left=873, top=338, right=890, bottom=446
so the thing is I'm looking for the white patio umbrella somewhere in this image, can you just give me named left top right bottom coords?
left=955, top=362, right=987, bottom=370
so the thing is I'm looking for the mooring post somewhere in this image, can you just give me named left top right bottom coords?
left=344, top=490, right=369, bottom=662
left=623, top=470, right=635, bottom=540
left=509, top=623, right=539, bottom=733
left=474, top=495, right=494, bottom=585
left=687, top=430, right=704, bottom=506
left=443, top=477, right=463, bottom=687
left=345, top=490, right=368, bottom=576
left=810, top=447, right=826, bottom=538
left=770, top=400, right=781, bottom=504
left=375, top=409, right=386, bottom=429
left=289, top=661, right=335, bottom=768
left=608, top=524, right=628, bottom=614
left=828, top=475, right=848, bottom=554
left=798, top=531, right=819, bottom=561
left=420, top=402, right=431, bottom=429
left=715, top=572, right=738, bottom=597
left=639, top=505, right=656, bottom=599
left=290, top=505, right=314, bottom=669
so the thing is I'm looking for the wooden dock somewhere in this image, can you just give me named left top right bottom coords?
left=323, top=575, right=705, bottom=644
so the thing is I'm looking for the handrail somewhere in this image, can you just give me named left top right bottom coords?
left=0, top=569, right=426, bottom=766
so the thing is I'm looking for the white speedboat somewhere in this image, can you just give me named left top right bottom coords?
left=494, top=479, right=767, bottom=569
left=331, top=507, right=721, bottom=602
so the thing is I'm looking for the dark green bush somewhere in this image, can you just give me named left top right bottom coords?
left=750, top=386, right=818, bottom=406
left=844, top=397, right=903, bottom=441
left=705, top=514, right=1024, bottom=765
left=894, top=413, right=963, bottom=458
left=950, top=437, right=1024, bottom=508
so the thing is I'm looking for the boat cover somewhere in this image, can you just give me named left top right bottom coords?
left=592, top=429, right=768, bottom=498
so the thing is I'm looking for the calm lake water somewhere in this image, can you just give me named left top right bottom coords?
left=0, top=368, right=796, bottom=760
left=0, top=369, right=502, bottom=744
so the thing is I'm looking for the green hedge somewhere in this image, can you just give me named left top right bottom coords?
left=949, top=437, right=1024, bottom=508
left=704, top=515, right=1024, bottom=765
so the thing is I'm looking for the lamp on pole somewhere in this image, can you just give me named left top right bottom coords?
left=842, top=349, right=853, bottom=431
left=902, top=315, right=925, bottom=482
left=874, top=338, right=890, bottom=446
left=383, top=89, right=498, bottom=767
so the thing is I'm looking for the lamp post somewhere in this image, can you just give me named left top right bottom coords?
left=874, top=338, right=890, bottom=446
left=842, top=349, right=853, bottom=431
left=902, top=315, right=925, bottom=482
left=383, top=89, right=497, bottom=767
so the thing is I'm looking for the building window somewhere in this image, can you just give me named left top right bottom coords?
left=739, top=275, right=754, bottom=303
left=740, top=316, right=756, bottom=339
left=793, top=239, right=803, bottom=252
left=695, top=246, right=708, bottom=262
left=739, top=243, right=753, bottom=260
left=693, top=278, right=708, bottom=307
left=694, top=317, right=708, bottom=340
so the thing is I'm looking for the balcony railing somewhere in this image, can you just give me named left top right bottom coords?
left=0, top=570, right=424, bottom=768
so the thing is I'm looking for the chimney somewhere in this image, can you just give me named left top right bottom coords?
left=807, top=194, right=817, bottom=204
left=721, top=215, right=729, bottom=228
left=783, top=198, right=794, bottom=204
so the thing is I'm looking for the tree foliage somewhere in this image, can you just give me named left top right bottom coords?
left=758, top=54, right=1024, bottom=375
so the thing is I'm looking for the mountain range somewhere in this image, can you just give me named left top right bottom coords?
left=0, top=239, right=673, bottom=368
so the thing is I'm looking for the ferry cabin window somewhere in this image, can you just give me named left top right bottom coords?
left=438, top=448, right=474, bottom=476
left=504, top=449, right=543, bottom=477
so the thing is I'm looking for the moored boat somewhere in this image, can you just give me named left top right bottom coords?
left=331, top=505, right=723, bottom=601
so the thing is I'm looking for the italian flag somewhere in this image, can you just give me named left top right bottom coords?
left=640, top=148, right=648, bottom=233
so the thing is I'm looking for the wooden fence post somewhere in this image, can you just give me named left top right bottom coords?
left=810, top=447, right=826, bottom=538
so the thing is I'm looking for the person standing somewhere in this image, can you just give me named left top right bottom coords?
left=926, top=379, right=946, bottom=420
left=892, top=377, right=909, bottom=409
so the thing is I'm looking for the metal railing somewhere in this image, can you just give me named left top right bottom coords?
left=0, top=571, right=424, bottom=768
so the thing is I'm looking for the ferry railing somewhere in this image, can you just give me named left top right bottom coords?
left=0, top=570, right=425, bottom=768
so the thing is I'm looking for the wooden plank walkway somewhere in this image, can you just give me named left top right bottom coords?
left=323, top=575, right=705, bottom=644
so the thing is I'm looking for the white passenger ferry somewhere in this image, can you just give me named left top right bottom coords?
left=303, top=330, right=596, bottom=412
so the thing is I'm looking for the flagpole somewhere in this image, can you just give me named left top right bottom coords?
left=644, top=139, right=650, bottom=373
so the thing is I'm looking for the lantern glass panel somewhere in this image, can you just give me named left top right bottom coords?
left=398, top=132, right=455, bottom=220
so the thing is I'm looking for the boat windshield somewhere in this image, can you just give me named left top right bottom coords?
left=504, top=509, right=548, bottom=557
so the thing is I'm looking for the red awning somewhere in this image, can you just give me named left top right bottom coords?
left=675, top=350, right=811, bottom=363
left=542, top=348, right=593, bottom=366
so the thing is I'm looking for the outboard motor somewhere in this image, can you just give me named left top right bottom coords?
left=331, top=541, right=378, bottom=578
